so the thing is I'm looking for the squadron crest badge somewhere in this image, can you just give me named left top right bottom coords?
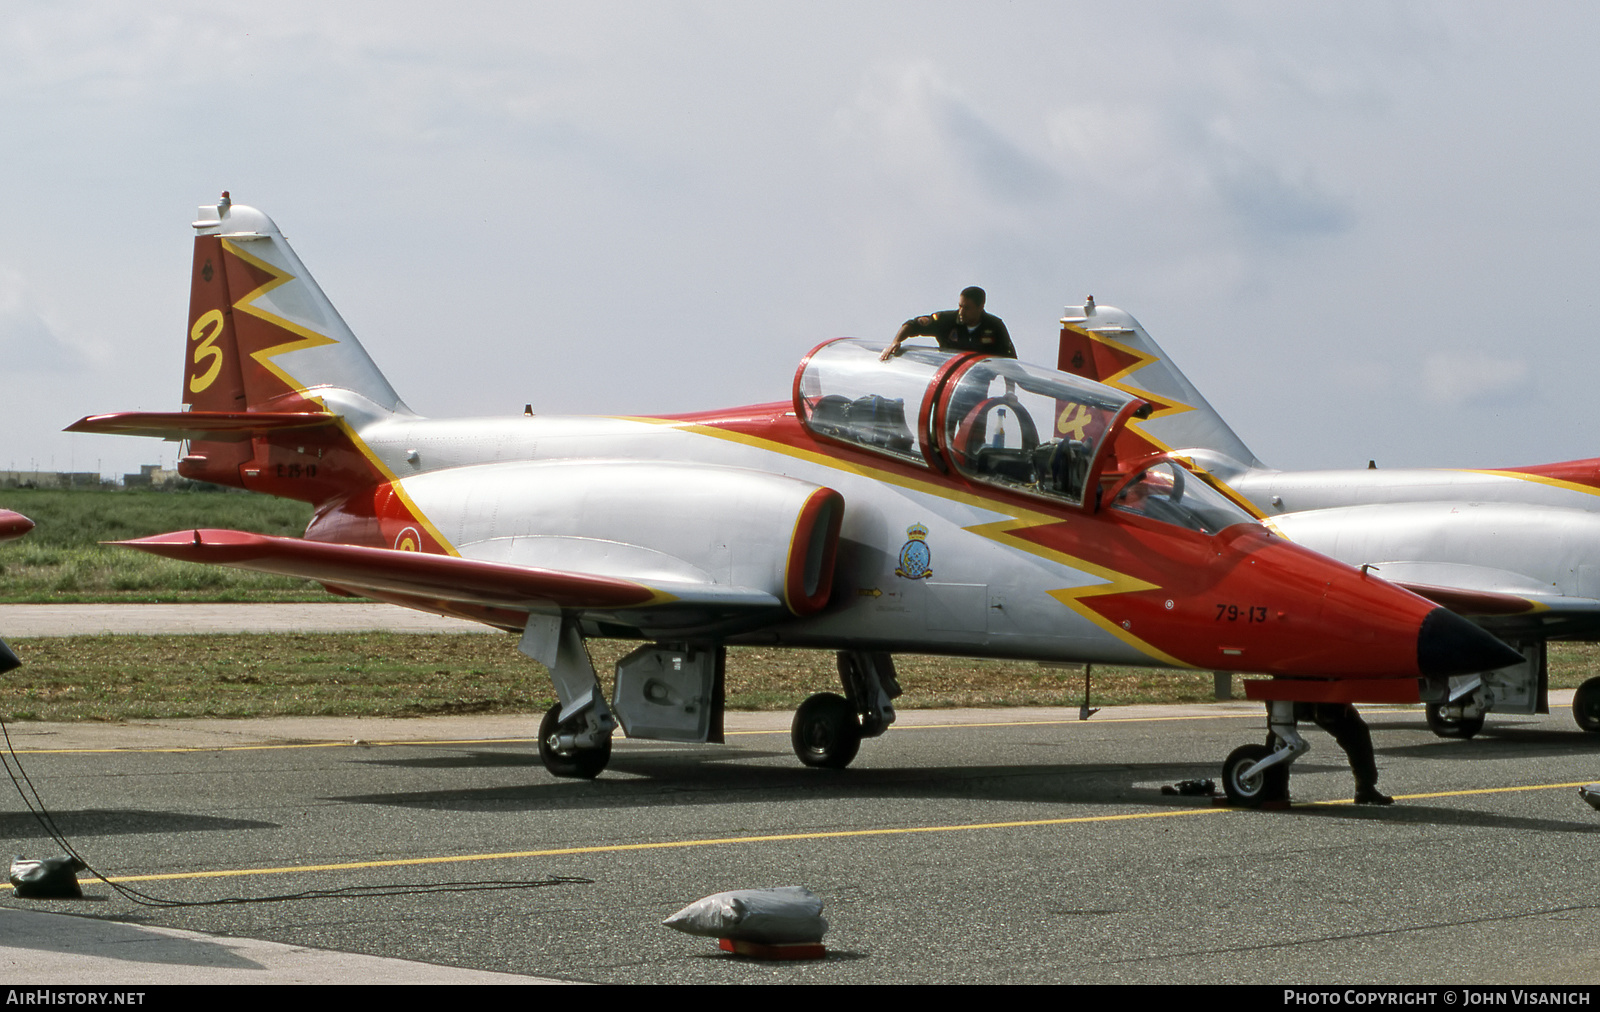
left=895, top=523, right=933, bottom=579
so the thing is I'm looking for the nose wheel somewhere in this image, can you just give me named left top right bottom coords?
left=1220, top=700, right=1306, bottom=807
left=1222, top=743, right=1290, bottom=806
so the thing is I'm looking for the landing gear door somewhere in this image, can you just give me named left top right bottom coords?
left=612, top=645, right=726, bottom=743
left=1482, top=639, right=1547, bottom=716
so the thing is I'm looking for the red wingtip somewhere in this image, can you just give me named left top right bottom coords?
left=112, top=528, right=257, bottom=549
left=0, top=510, right=35, bottom=543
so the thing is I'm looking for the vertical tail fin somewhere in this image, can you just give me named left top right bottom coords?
left=1058, top=299, right=1262, bottom=472
left=175, top=194, right=413, bottom=500
left=186, top=194, right=409, bottom=417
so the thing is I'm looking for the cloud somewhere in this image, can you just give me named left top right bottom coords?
left=934, top=92, right=1062, bottom=204
left=0, top=269, right=88, bottom=374
left=1421, top=350, right=1529, bottom=406
left=1207, top=151, right=1354, bottom=239
left=835, top=62, right=1062, bottom=207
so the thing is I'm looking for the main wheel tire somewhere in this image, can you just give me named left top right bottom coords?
left=1222, top=743, right=1289, bottom=807
left=1574, top=677, right=1600, bottom=733
left=1425, top=702, right=1485, bottom=739
left=791, top=692, right=862, bottom=769
left=538, top=703, right=611, bottom=779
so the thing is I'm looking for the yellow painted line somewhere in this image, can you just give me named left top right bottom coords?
left=23, top=807, right=1231, bottom=889
left=6, top=777, right=1589, bottom=892
left=1310, top=781, right=1594, bottom=805
left=725, top=712, right=1266, bottom=736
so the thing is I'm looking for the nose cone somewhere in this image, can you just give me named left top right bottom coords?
left=1417, top=608, right=1524, bottom=677
left=0, top=510, right=34, bottom=543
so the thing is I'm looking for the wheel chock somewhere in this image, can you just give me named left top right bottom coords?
left=718, top=938, right=827, bottom=960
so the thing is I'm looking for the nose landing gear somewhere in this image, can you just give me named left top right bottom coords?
left=1221, top=700, right=1307, bottom=807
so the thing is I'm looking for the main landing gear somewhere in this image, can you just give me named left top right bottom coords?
left=1573, top=677, right=1600, bottom=733
left=792, top=693, right=860, bottom=768
left=516, top=621, right=905, bottom=778
left=539, top=703, right=612, bottom=779
left=1220, top=700, right=1307, bottom=807
left=1425, top=701, right=1485, bottom=739
left=519, top=615, right=619, bottom=779
left=790, top=651, right=902, bottom=769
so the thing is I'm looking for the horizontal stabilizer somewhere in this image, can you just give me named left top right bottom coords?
left=66, top=411, right=340, bottom=442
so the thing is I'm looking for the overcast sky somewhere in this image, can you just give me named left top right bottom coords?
left=4, top=1, right=1598, bottom=480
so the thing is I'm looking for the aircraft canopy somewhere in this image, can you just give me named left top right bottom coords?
left=795, top=339, right=1147, bottom=509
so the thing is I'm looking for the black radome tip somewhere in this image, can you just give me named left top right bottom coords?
left=1417, top=608, right=1524, bottom=677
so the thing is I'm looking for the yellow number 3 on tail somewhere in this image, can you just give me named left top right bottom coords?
left=189, top=309, right=225, bottom=393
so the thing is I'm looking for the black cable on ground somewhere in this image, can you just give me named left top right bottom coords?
left=0, top=718, right=593, bottom=908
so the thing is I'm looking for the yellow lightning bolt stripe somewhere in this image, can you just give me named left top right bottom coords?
left=222, top=239, right=339, bottom=391
left=620, top=416, right=1193, bottom=664
left=1081, top=330, right=1600, bottom=515
left=381, top=473, right=460, bottom=559
left=1067, top=325, right=1272, bottom=525
left=220, top=239, right=460, bottom=558
left=1171, top=457, right=1273, bottom=525
left=1071, top=324, right=1196, bottom=427
left=1458, top=468, right=1600, bottom=500
left=965, top=515, right=1192, bottom=667
left=1068, top=327, right=1194, bottom=467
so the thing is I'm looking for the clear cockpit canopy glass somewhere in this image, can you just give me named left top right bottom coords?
left=795, top=339, right=945, bottom=465
left=941, top=357, right=1132, bottom=507
left=795, top=340, right=1254, bottom=531
left=1109, top=458, right=1256, bottom=535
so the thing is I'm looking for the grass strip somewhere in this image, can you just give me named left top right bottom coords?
left=0, top=489, right=335, bottom=602
left=3, top=634, right=1595, bottom=724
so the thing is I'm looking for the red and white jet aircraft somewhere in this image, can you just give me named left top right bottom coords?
left=1056, top=298, right=1600, bottom=740
left=69, top=197, right=1519, bottom=804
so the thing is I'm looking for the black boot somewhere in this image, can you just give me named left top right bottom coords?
left=1354, top=783, right=1393, bottom=805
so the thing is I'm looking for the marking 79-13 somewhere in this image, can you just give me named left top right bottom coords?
left=1216, top=604, right=1269, bottom=623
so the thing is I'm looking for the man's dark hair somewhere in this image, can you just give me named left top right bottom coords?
left=960, top=286, right=986, bottom=306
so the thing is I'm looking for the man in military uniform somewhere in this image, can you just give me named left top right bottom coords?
left=880, top=286, right=1016, bottom=360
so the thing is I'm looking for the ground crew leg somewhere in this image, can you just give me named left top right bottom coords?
left=1311, top=703, right=1391, bottom=805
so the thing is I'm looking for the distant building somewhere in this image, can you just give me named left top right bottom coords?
left=121, top=464, right=181, bottom=489
left=0, top=470, right=101, bottom=489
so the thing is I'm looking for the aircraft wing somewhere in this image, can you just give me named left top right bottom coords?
left=67, top=411, right=340, bottom=442
left=0, top=510, right=32, bottom=670
left=0, top=510, right=34, bottom=544
left=1390, top=580, right=1600, bottom=639
left=116, top=529, right=789, bottom=634
left=1351, top=560, right=1600, bottom=638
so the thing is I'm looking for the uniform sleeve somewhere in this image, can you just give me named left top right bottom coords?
left=902, top=312, right=943, bottom=336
